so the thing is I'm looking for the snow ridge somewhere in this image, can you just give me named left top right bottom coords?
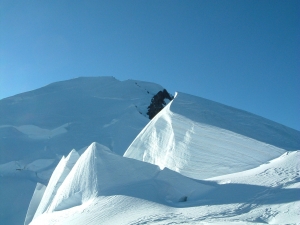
left=24, top=183, right=46, bottom=225
left=31, top=149, right=79, bottom=221
left=0, top=77, right=299, bottom=225
left=124, top=92, right=299, bottom=179
left=29, top=142, right=215, bottom=224
left=0, top=77, right=168, bottom=224
left=29, top=147, right=300, bottom=225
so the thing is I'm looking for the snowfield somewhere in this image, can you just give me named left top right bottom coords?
left=0, top=77, right=299, bottom=225
left=124, top=92, right=298, bottom=179
left=0, top=77, right=167, bottom=225
left=0, top=123, right=70, bottom=140
left=28, top=143, right=300, bottom=225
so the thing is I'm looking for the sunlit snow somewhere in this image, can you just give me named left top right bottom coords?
left=124, top=92, right=298, bottom=179
left=0, top=77, right=299, bottom=225
left=29, top=144, right=300, bottom=225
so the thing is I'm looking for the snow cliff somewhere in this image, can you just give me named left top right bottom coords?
left=29, top=145, right=300, bottom=225
left=124, top=92, right=300, bottom=179
left=0, top=77, right=171, bottom=225
left=28, top=142, right=214, bottom=224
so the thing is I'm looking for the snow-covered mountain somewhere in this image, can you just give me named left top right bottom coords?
left=124, top=92, right=300, bottom=179
left=28, top=145, right=300, bottom=224
left=27, top=142, right=216, bottom=225
left=0, top=77, right=171, bottom=225
left=0, top=77, right=299, bottom=225
left=0, top=76, right=168, bottom=163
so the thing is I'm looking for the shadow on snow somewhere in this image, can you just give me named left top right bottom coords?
left=99, top=179, right=300, bottom=208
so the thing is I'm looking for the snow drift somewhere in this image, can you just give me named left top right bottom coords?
left=28, top=142, right=214, bottom=224
left=0, top=77, right=172, bottom=225
left=29, top=145, right=300, bottom=225
left=0, top=77, right=299, bottom=225
left=124, top=92, right=300, bottom=179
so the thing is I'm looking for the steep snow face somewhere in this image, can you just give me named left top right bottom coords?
left=46, top=142, right=213, bottom=211
left=29, top=142, right=214, bottom=224
left=32, top=150, right=80, bottom=220
left=124, top=92, right=300, bottom=179
left=0, top=77, right=170, bottom=225
left=24, top=183, right=46, bottom=225
left=29, top=150, right=300, bottom=225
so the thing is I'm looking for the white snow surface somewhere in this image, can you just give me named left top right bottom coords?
left=29, top=144, right=300, bottom=225
left=32, top=149, right=80, bottom=221
left=24, top=183, right=46, bottom=225
left=0, top=78, right=299, bottom=225
left=0, top=123, right=69, bottom=139
left=29, top=142, right=215, bottom=224
left=0, top=77, right=166, bottom=224
left=124, top=92, right=299, bottom=179
left=0, top=76, right=164, bottom=163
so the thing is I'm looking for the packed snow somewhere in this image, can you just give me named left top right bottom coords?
left=0, top=77, right=168, bottom=224
left=124, top=92, right=299, bottom=179
left=28, top=143, right=300, bottom=225
left=24, top=183, right=46, bottom=225
left=0, top=77, right=165, bottom=163
left=0, top=123, right=69, bottom=139
left=0, top=77, right=299, bottom=225
left=28, top=142, right=215, bottom=225
left=31, top=149, right=80, bottom=221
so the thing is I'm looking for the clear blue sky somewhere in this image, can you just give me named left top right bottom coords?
left=0, top=0, right=299, bottom=130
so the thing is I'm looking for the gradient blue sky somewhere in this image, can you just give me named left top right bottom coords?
left=1, top=0, right=299, bottom=130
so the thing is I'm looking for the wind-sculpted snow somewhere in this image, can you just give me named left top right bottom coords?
left=29, top=149, right=300, bottom=225
left=24, top=183, right=46, bottom=225
left=46, top=142, right=213, bottom=210
left=169, top=93, right=300, bottom=150
left=29, top=142, right=214, bottom=224
left=0, top=77, right=169, bottom=224
left=124, top=92, right=299, bottom=179
left=30, top=149, right=79, bottom=223
left=2, top=78, right=300, bottom=224
left=206, top=150, right=300, bottom=224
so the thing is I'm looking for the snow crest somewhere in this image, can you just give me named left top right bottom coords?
left=29, top=150, right=300, bottom=225
left=29, top=142, right=215, bottom=224
left=124, top=92, right=299, bottom=179
left=32, top=149, right=80, bottom=220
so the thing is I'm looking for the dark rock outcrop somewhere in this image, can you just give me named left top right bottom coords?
left=147, top=89, right=173, bottom=119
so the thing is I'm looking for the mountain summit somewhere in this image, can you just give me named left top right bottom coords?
left=0, top=76, right=172, bottom=162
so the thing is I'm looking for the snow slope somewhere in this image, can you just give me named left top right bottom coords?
left=29, top=144, right=300, bottom=225
left=124, top=92, right=300, bottom=179
left=29, top=142, right=215, bottom=225
left=24, top=183, right=46, bottom=225
left=0, top=77, right=168, bottom=225
left=0, top=76, right=165, bottom=163
left=30, top=149, right=80, bottom=222
left=1, top=78, right=300, bottom=224
left=206, top=150, right=300, bottom=224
